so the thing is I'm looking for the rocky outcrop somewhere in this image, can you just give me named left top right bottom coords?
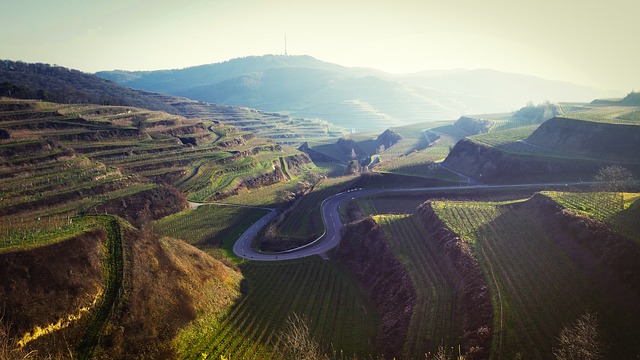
left=376, top=129, right=402, bottom=149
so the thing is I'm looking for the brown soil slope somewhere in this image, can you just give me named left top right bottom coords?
left=0, top=224, right=242, bottom=359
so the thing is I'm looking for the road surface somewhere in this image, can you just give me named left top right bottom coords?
left=232, top=182, right=588, bottom=261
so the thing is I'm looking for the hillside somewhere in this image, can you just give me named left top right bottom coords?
left=0, top=60, right=175, bottom=113
left=526, top=117, right=640, bottom=161
left=96, top=54, right=368, bottom=93
left=1, top=59, right=346, bottom=148
left=442, top=109, right=640, bottom=183
left=591, top=91, right=640, bottom=106
left=97, top=55, right=611, bottom=132
left=146, top=93, right=341, bottom=147
left=419, top=192, right=640, bottom=358
left=407, top=68, right=611, bottom=109
left=0, top=98, right=313, bottom=358
left=0, top=98, right=313, bottom=221
left=0, top=219, right=242, bottom=358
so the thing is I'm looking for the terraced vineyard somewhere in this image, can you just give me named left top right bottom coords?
left=373, top=121, right=474, bottom=180
left=179, top=258, right=379, bottom=359
left=375, top=214, right=462, bottom=358
left=0, top=98, right=312, bottom=251
left=160, top=95, right=341, bottom=147
left=563, top=105, right=640, bottom=124
left=543, top=191, right=640, bottom=242
left=431, top=198, right=640, bottom=359
left=468, top=125, right=538, bottom=148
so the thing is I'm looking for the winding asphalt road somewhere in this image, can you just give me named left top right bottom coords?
left=233, top=181, right=589, bottom=261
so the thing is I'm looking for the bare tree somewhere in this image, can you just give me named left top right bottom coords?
left=279, top=313, right=328, bottom=360
left=553, top=311, right=603, bottom=360
left=594, top=165, right=636, bottom=209
left=594, top=165, right=635, bottom=192
left=0, top=312, right=37, bottom=360
left=426, top=344, right=466, bottom=360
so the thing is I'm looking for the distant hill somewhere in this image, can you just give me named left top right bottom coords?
left=96, top=55, right=376, bottom=93
left=591, top=91, right=640, bottom=106
left=0, top=59, right=342, bottom=146
left=0, top=59, right=176, bottom=113
left=97, top=55, right=613, bottom=132
left=525, top=117, right=640, bottom=162
left=404, top=69, right=612, bottom=109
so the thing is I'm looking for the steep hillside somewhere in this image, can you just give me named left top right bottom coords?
left=0, top=98, right=312, bottom=232
left=334, top=217, right=416, bottom=358
left=591, top=91, right=640, bottom=106
left=442, top=110, right=640, bottom=183
left=0, top=98, right=311, bottom=357
left=526, top=117, right=640, bottom=161
left=0, top=219, right=242, bottom=359
left=416, top=203, right=492, bottom=359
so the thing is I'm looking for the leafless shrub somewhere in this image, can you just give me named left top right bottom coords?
left=553, top=311, right=603, bottom=360
left=278, top=313, right=328, bottom=360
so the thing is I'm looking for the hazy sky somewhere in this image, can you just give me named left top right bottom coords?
left=1, top=0, right=638, bottom=91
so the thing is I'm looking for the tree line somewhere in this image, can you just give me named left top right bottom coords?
left=0, top=60, right=176, bottom=113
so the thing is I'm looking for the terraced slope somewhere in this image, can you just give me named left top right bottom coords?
left=0, top=98, right=311, bottom=250
left=146, top=93, right=341, bottom=147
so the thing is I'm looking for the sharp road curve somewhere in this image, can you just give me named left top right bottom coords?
left=232, top=182, right=588, bottom=261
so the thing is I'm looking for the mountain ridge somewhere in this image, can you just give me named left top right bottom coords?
left=97, top=55, right=613, bottom=131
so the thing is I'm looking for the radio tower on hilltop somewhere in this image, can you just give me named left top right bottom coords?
left=284, top=35, right=288, bottom=56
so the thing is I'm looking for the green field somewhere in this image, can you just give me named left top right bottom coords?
left=179, top=258, right=379, bottom=359
left=155, top=205, right=270, bottom=262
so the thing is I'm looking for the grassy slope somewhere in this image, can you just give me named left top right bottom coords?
left=155, top=205, right=270, bottom=264
left=430, top=195, right=640, bottom=359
